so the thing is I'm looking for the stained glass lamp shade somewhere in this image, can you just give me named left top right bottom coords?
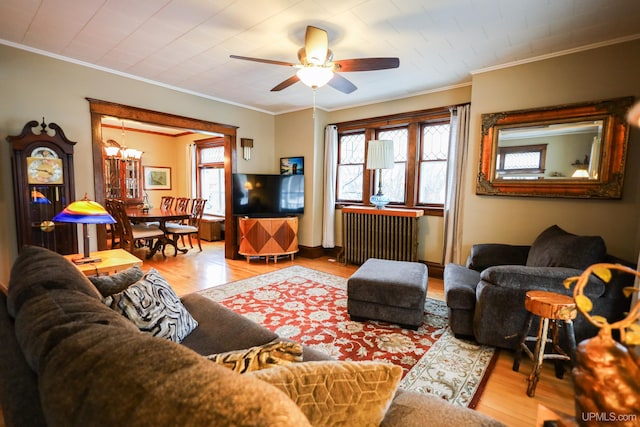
left=52, top=195, right=116, bottom=264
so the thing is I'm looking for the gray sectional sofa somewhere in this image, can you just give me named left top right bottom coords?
left=0, top=246, right=503, bottom=427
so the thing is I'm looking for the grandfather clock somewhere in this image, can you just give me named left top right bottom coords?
left=7, top=119, right=78, bottom=254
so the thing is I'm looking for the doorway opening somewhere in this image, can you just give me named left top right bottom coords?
left=87, top=98, right=239, bottom=259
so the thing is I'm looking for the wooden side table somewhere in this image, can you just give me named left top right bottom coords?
left=64, top=249, right=142, bottom=276
left=512, top=290, right=578, bottom=397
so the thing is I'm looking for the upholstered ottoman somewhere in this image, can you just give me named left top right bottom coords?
left=347, top=258, right=428, bottom=328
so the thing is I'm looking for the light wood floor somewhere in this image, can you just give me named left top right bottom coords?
left=139, top=240, right=575, bottom=427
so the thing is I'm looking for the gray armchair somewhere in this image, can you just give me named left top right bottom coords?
left=444, top=225, right=634, bottom=350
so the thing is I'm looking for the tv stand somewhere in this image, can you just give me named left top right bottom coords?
left=238, top=217, right=298, bottom=263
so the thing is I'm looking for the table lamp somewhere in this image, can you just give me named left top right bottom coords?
left=366, top=140, right=395, bottom=209
left=52, top=195, right=116, bottom=264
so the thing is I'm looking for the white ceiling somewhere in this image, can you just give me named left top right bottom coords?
left=1, top=0, right=640, bottom=115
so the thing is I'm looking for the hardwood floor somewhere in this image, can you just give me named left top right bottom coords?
left=139, top=240, right=576, bottom=427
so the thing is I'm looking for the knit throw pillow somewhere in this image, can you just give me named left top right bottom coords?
left=103, top=268, right=198, bottom=343
left=247, top=360, right=402, bottom=427
left=207, top=341, right=303, bottom=373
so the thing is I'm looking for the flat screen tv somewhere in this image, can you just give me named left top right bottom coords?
left=232, top=173, right=304, bottom=216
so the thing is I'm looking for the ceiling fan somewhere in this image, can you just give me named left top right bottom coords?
left=230, top=25, right=399, bottom=94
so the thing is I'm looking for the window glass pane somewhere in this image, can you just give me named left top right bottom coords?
left=378, top=129, right=408, bottom=161
left=380, top=164, right=406, bottom=203
left=419, top=124, right=450, bottom=205
left=200, top=146, right=224, bottom=164
left=422, top=124, right=450, bottom=160
left=337, top=164, right=363, bottom=201
left=340, top=134, right=365, bottom=164
left=503, top=152, right=541, bottom=169
left=200, top=167, right=224, bottom=215
left=377, top=128, right=408, bottom=203
left=419, top=161, right=447, bottom=204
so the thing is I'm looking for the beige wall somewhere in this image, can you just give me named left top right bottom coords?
left=2, top=39, right=640, bottom=284
left=463, top=39, right=640, bottom=262
left=0, top=44, right=277, bottom=283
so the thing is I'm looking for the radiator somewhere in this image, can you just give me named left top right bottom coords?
left=340, top=206, right=423, bottom=265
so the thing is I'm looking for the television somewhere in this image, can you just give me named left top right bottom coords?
left=232, top=173, right=304, bottom=216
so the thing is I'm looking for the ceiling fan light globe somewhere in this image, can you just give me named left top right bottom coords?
left=296, top=67, right=333, bottom=89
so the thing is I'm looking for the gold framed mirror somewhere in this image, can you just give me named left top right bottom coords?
left=477, top=96, right=634, bottom=198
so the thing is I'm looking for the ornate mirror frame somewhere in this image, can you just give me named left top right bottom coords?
left=477, top=96, right=634, bottom=198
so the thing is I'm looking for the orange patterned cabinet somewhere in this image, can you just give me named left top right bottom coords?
left=238, top=217, right=298, bottom=263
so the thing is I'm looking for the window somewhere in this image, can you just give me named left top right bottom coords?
left=496, top=144, right=547, bottom=179
left=335, top=108, right=451, bottom=212
left=336, top=132, right=365, bottom=202
left=377, top=128, right=407, bottom=204
left=196, top=139, right=225, bottom=215
left=419, top=123, right=450, bottom=204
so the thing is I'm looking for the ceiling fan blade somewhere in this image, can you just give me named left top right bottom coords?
left=304, top=26, right=329, bottom=65
left=328, top=73, right=357, bottom=94
left=230, top=55, right=296, bottom=67
left=334, top=57, right=400, bottom=72
left=271, top=75, right=300, bottom=91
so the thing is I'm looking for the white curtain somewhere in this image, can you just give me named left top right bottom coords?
left=322, top=125, right=338, bottom=248
left=442, top=104, right=470, bottom=265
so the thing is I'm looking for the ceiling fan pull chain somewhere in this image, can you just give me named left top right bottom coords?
left=312, top=88, right=317, bottom=118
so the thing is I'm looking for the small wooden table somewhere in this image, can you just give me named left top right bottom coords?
left=513, top=290, right=578, bottom=397
left=64, top=249, right=143, bottom=276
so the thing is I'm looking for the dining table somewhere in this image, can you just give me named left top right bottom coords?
left=126, top=207, right=191, bottom=258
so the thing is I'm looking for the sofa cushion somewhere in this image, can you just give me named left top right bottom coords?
left=7, top=246, right=101, bottom=317
left=103, top=268, right=198, bottom=343
left=180, top=292, right=279, bottom=355
left=207, top=341, right=303, bottom=373
left=89, top=264, right=144, bottom=297
left=0, top=291, right=47, bottom=427
left=247, top=360, right=402, bottom=427
left=9, top=248, right=312, bottom=427
left=526, top=225, right=607, bottom=270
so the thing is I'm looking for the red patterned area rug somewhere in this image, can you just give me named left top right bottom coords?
left=199, top=266, right=498, bottom=408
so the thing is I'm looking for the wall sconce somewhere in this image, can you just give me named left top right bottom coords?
left=241, top=138, right=253, bottom=161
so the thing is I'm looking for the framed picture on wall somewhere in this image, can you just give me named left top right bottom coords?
left=144, top=166, right=172, bottom=190
left=280, top=156, right=304, bottom=175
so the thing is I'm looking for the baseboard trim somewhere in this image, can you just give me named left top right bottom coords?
left=297, top=245, right=444, bottom=279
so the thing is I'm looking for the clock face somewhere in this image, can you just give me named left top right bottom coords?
left=27, top=157, right=64, bottom=184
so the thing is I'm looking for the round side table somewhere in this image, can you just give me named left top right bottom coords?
left=512, top=290, right=578, bottom=397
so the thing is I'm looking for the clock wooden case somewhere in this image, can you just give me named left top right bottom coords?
left=7, top=119, right=78, bottom=254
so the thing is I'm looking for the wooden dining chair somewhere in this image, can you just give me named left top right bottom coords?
left=160, top=196, right=175, bottom=210
left=105, top=199, right=123, bottom=249
left=175, top=197, right=191, bottom=212
left=165, top=198, right=207, bottom=252
left=109, top=199, right=165, bottom=255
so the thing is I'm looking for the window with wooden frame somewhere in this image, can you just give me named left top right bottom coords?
left=196, top=138, right=225, bottom=215
left=335, top=108, right=451, bottom=214
left=496, top=144, right=547, bottom=178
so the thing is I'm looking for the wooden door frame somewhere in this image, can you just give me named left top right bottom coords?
left=87, top=98, right=239, bottom=259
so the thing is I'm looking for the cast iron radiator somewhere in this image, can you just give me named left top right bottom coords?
left=339, top=206, right=423, bottom=265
